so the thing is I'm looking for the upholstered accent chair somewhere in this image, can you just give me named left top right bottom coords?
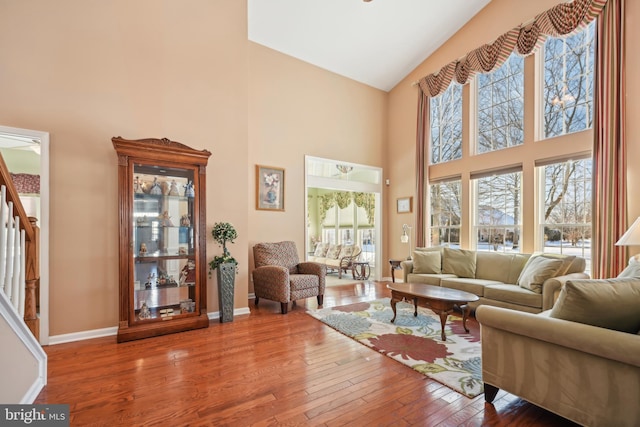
left=252, top=241, right=326, bottom=314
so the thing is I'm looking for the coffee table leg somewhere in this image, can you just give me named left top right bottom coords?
left=437, top=311, right=448, bottom=341
left=413, top=297, right=418, bottom=317
left=390, top=292, right=400, bottom=323
left=461, top=304, right=471, bottom=333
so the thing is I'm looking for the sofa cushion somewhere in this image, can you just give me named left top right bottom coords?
left=549, top=278, right=640, bottom=333
left=413, top=250, right=441, bottom=274
left=313, top=243, right=329, bottom=257
left=442, top=248, right=476, bottom=278
left=326, top=244, right=342, bottom=259
left=483, top=284, right=542, bottom=309
left=475, top=252, right=528, bottom=284
left=516, top=256, right=563, bottom=293
left=407, top=273, right=455, bottom=286
left=440, top=278, right=502, bottom=297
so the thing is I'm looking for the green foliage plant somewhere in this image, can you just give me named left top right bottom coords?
left=209, top=222, right=238, bottom=272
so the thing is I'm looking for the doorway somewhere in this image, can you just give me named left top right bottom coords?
left=305, top=156, right=382, bottom=280
left=0, top=125, right=49, bottom=345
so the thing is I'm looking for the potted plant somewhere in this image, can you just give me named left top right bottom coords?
left=209, top=222, right=237, bottom=323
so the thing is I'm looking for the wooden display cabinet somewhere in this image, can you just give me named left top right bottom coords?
left=112, top=137, right=211, bottom=342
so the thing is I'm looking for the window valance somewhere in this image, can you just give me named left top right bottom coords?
left=418, top=0, right=607, bottom=97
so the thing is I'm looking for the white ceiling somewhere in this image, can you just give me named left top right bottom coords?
left=248, top=0, right=491, bottom=92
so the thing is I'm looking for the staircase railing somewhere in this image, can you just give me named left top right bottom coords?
left=0, top=152, right=40, bottom=339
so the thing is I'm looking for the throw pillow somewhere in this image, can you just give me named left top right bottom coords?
left=516, top=256, right=563, bottom=293
left=523, top=252, right=577, bottom=276
left=338, top=245, right=356, bottom=259
left=442, top=248, right=476, bottom=278
left=412, top=250, right=441, bottom=274
left=313, top=243, right=329, bottom=257
left=326, top=244, right=342, bottom=259
left=617, top=261, right=640, bottom=279
left=550, top=278, right=640, bottom=334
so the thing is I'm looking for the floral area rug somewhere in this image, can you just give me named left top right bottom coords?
left=307, top=298, right=483, bottom=398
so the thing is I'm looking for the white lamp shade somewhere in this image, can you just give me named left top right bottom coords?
left=616, top=217, right=640, bottom=246
left=400, top=234, right=409, bottom=243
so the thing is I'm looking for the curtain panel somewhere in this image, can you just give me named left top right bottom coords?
left=593, top=0, right=627, bottom=278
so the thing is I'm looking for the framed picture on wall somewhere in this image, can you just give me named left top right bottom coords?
left=397, top=196, right=412, bottom=214
left=256, top=165, right=285, bottom=211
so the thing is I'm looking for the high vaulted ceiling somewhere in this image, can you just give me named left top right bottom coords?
left=248, top=0, right=491, bottom=92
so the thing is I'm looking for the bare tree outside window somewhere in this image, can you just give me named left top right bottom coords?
left=429, top=180, right=462, bottom=247
left=477, top=53, right=524, bottom=153
left=544, top=21, right=595, bottom=138
left=430, top=84, right=462, bottom=164
left=542, top=159, right=592, bottom=271
left=475, top=172, right=522, bottom=252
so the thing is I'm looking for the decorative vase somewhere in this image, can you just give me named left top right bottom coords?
left=216, top=262, right=236, bottom=323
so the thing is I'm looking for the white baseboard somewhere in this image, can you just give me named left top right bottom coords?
left=48, top=307, right=251, bottom=345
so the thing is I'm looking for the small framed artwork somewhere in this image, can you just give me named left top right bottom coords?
left=397, top=196, right=413, bottom=214
left=256, top=165, right=285, bottom=211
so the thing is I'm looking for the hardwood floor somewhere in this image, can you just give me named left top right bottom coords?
left=35, top=281, right=578, bottom=426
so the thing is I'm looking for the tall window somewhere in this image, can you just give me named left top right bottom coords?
left=474, top=171, right=522, bottom=252
left=430, top=83, right=462, bottom=164
left=477, top=53, right=524, bottom=153
left=543, top=21, right=595, bottom=138
left=540, top=159, right=592, bottom=269
left=429, top=180, right=462, bottom=247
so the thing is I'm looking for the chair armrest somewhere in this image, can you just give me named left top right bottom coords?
left=476, top=305, right=640, bottom=367
left=252, top=265, right=289, bottom=286
left=299, top=262, right=326, bottom=292
left=299, top=262, right=326, bottom=276
left=252, top=265, right=290, bottom=302
left=401, top=260, right=413, bottom=282
left=540, top=272, right=590, bottom=310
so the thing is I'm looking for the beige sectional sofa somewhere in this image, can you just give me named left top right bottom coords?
left=308, top=243, right=361, bottom=278
left=477, top=275, right=640, bottom=427
left=401, top=247, right=588, bottom=313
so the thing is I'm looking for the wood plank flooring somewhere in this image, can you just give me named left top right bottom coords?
left=35, top=280, right=579, bottom=426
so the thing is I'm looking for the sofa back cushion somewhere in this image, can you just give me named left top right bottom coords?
left=475, top=252, right=529, bottom=284
left=516, top=256, right=564, bottom=293
left=412, top=250, right=441, bottom=274
left=442, top=248, right=476, bottom=278
left=550, top=278, right=640, bottom=333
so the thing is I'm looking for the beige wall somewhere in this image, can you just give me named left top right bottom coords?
left=247, top=43, right=387, bottom=292
left=387, top=0, right=640, bottom=263
left=0, top=0, right=250, bottom=335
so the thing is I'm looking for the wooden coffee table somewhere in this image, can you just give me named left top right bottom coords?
left=387, top=283, right=479, bottom=341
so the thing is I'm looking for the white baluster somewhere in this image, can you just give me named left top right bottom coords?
left=18, top=229, right=26, bottom=317
left=11, top=216, right=21, bottom=310
left=0, top=186, right=7, bottom=292
left=4, top=204, right=14, bottom=301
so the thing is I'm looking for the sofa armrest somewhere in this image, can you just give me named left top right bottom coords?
left=476, top=305, right=640, bottom=367
left=540, top=272, right=590, bottom=310
left=400, top=260, right=413, bottom=282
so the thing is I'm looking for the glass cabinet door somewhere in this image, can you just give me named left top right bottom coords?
left=131, top=164, right=198, bottom=323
